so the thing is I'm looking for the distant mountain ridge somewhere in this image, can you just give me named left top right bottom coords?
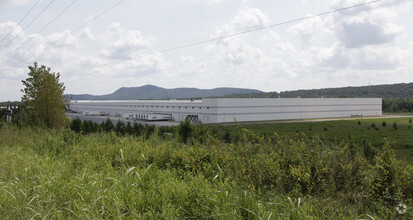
left=68, top=82, right=413, bottom=101
left=223, top=82, right=413, bottom=99
left=68, top=85, right=263, bottom=100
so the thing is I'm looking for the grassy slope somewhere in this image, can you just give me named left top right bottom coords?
left=1, top=126, right=412, bottom=219
left=209, top=117, right=413, bottom=164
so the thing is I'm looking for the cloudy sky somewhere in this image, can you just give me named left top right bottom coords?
left=0, top=0, right=412, bottom=101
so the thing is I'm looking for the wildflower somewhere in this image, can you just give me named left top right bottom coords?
left=395, top=203, right=407, bottom=215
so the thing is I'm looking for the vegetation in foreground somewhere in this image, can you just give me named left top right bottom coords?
left=1, top=124, right=412, bottom=219
left=209, top=117, right=413, bottom=164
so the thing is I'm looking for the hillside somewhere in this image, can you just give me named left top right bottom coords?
left=68, top=85, right=263, bottom=100
left=225, top=82, right=413, bottom=99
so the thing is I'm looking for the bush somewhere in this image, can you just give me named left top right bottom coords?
left=70, top=117, right=82, bottom=133
left=2, top=125, right=412, bottom=219
left=224, top=130, right=231, bottom=143
left=178, top=118, right=193, bottom=144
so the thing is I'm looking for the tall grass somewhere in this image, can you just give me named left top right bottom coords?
left=1, top=125, right=412, bottom=219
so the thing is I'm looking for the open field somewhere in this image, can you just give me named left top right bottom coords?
left=209, top=116, right=413, bottom=164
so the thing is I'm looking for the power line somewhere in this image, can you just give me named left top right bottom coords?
left=29, top=0, right=127, bottom=62
left=37, top=0, right=79, bottom=34
left=161, top=0, right=383, bottom=53
left=0, top=0, right=41, bottom=45
left=0, top=0, right=79, bottom=61
left=1, top=0, right=56, bottom=47
left=70, top=0, right=383, bottom=73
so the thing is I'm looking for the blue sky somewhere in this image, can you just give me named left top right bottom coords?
left=0, top=0, right=412, bottom=101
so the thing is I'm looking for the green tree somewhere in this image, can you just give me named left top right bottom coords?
left=70, top=118, right=82, bottom=133
left=115, top=120, right=125, bottom=136
left=102, top=118, right=115, bottom=132
left=224, top=130, right=231, bottom=144
left=21, top=62, right=69, bottom=129
left=178, top=118, right=193, bottom=144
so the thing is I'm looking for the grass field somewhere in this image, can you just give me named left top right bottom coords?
left=1, top=120, right=413, bottom=218
left=209, top=117, right=413, bottom=163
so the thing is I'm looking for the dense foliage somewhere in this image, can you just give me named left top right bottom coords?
left=383, top=99, right=413, bottom=113
left=20, top=62, right=69, bottom=129
left=224, top=82, right=413, bottom=99
left=1, top=124, right=412, bottom=219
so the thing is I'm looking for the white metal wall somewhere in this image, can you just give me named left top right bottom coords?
left=69, top=98, right=382, bottom=124
left=212, top=98, right=382, bottom=123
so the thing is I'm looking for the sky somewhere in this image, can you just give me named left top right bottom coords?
left=0, top=0, right=412, bottom=101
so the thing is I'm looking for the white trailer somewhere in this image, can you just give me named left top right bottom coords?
left=83, top=111, right=100, bottom=116
left=122, top=113, right=134, bottom=119
left=140, top=113, right=172, bottom=121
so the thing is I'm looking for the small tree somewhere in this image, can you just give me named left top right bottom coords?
left=178, top=118, right=193, bottom=144
left=125, top=122, right=133, bottom=135
left=102, top=118, right=115, bottom=132
left=70, top=118, right=82, bottom=133
left=224, top=130, right=231, bottom=144
left=21, top=62, right=69, bottom=129
left=115, top=120, right=125, bottom=135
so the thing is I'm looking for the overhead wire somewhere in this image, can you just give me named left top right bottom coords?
left=28, top=0, right=127, bottom=62
left=0, top=0, right=79, bottom=61
left=66, top=0, right=383, bottom=73
left=2, top=0, right=56, bottom=47
left=37, top=0, right=79, bottom=34
left=0, top=0, right=41, bottom=45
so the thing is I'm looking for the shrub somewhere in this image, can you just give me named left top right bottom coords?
left=178, top=118, right=193, bottom=144
left=224, top=130, right=231, bottom=143
left=1, top=125, right=413, bottom=219
left=115, top=120, right=125, bottom=135
left=70, top=117, right=82, bottom=133
left=102, top=118, right=115, bottom=132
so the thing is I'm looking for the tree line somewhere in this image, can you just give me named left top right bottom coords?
left=383, top=99, right=413, bottom=112
left=69, top=117, right=209, bottom=144
left=224, top=82, right=413, bottom=99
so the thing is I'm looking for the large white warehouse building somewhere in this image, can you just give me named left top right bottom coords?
left=69, top=98, right=382, bottom=124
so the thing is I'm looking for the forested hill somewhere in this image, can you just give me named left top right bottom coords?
left=68, top=85, right=263, bottom=100
left=224, top=83, right=413, bottom=99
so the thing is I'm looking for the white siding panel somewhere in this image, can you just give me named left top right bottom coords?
left=69, top=98, right=382, bottom=124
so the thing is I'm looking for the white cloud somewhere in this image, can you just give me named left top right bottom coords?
left=99, top=22, right=152, bottom=59
left=214, top=1, right=270, bottom=37
left=0, top=21, right=25, bottom=46
left=329, top=0, right=404, bottom=48
left=1, top=0, right=413, bottom=100
left=45, top=31, right=79, bottom=48
left=288, top=16, right=325, bottom=47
